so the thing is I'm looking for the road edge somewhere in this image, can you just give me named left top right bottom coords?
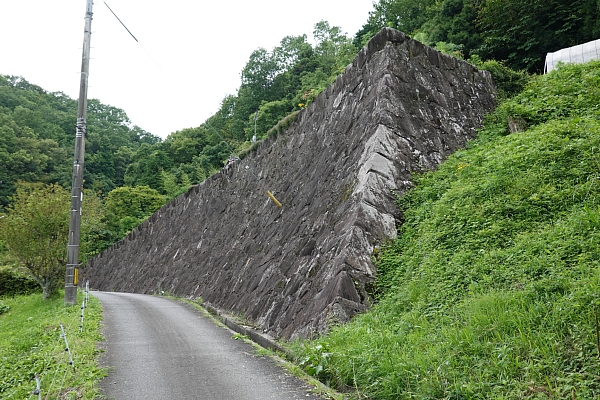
left=176, top=297, right=346, bottom=400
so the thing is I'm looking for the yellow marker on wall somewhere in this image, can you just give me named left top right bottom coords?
left=266, top=191, right=282, bottom=207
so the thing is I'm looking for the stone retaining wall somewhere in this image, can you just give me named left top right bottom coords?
left=83, top=28, right=496, bottom=339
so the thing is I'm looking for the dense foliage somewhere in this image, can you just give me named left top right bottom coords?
left=0, top=267, right=40, bottom=297
left=356, top=0, right=600, bottom=72
left=103, top=185, right=166, bottom=241
left=290, top=60, right=600, bottom=399
left=0, top=74, right=159, bottom=207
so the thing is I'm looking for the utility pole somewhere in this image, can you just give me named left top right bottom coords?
left=65, top=0, right=93, bottom=305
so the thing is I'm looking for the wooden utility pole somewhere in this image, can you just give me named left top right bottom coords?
left=65, top=0, right=93, bottom=305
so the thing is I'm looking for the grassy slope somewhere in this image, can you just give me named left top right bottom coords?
left=0, top=291, right=105, bottom=399
left=289, top=60, right=600, bottom=399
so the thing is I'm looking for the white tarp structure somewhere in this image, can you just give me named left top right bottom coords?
left=544, top=39, right=600, bottom=73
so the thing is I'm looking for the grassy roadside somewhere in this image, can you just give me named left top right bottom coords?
left=287, top=61, right=600, bottom=399
left=0, top=291, right=105, bottom=399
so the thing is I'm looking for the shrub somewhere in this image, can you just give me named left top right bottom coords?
left=470, top=56, right=530, bottom=99
left=0, top=267, right=41, bottom=297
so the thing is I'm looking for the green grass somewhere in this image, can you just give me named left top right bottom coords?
left=0, top=291, right=105, bottom=399
left=287, top=60, right=600, bottom=399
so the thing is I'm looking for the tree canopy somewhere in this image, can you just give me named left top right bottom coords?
left=355, top=0, right=600, bottom=72
left=103, top=185, right=166, bottom=240
left=0, top=75, right=160, bottom=207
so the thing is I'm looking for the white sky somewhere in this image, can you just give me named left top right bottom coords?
left=0, top=1, right=374, bottom=139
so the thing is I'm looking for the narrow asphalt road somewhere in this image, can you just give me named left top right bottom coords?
left=93, top=291, right=324, bottom=400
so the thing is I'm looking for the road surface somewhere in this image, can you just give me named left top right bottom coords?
left=93, top=291, right=324, bottom=400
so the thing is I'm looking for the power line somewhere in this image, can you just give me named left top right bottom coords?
left=103, top=2, right=138, bottom=42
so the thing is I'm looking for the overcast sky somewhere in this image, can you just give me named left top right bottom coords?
left=0, top=1, right=374, bottom=139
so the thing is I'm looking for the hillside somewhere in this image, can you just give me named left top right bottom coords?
left=290, top=60, right=600, bottom=398
left=0, top=75, right=159, bottom=207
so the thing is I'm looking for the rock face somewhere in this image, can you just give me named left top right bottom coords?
left=83, top=28, right=496, bottom=339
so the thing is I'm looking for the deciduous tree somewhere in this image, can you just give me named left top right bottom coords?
left=0, top=182, right=104, bottom=298
left=0, top=183, right=75, bottom=299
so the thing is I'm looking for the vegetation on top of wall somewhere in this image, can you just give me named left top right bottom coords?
left=471, top=57, right=531, bottom=99
left=356, top=0, right=600, bottom=73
